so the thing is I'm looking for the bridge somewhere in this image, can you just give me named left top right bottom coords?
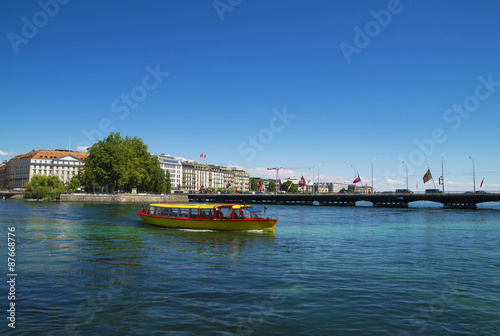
left=188, top=192, right=500, bottom=209
left=0, top=191, right=23, bottom=199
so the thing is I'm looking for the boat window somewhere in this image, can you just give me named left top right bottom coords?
left=179, top=208, right=189, bottom=218
left=233, top=208, right=244, bottom=219
left=199, top=208, right=213, bottom=219
left=241, top=207, right=259, bottom=218
left=149, top=206, right=155, bottom=215
left=161, top=207, right=170, bottom=217
left=154, top=207, right=162, bottom=216
left=189, top=209, right=199, bottom=219
left=169, top=208, right=179, bottom=217
left=219, top=207, right=232, bottom=219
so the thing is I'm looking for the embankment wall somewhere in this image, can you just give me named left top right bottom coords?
left=60, top=193, right=188, bottom=203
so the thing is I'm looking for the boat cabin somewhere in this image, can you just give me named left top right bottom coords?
left=145, top=204, right=261, bottom=220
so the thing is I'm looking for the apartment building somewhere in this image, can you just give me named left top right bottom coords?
left=5, top=150, right=88, bottom=188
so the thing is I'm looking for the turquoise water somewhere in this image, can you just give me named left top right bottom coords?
left=1, top=200, right=499, bottom=335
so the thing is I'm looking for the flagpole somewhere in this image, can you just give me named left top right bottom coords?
left=469, top=156, right=476, bottom=192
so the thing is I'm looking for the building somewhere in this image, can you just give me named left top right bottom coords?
left=348, top=184, right=373, bottom=194
left=0, top=161, right=7, bottom=189
left=178, top=160, right=250, bottom=192
left=155, top=154, right=182, bottom=192
left=327, top=182, right=349, bottom=193
left=5, top=150, right=88, bottom=189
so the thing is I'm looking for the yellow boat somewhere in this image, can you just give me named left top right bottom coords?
left=136, top=203, right=277, bottom=232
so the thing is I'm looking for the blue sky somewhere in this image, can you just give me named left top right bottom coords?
left=2, top=0, right=500, bottom=191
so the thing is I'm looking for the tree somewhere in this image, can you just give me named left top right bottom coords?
left=148, top=156, right=167, bottom=193
left=268, top=180, right=276, bottom=193
left=165, top=170, right=172, bottom=194
left=81, top=132, right=127, bottom=191
left=68, top=176, right=81, bottom=193
left=280, top=180, right=298, bottom=193
left=24, top=175, right=65, bottom=200
left=250, top=178, right=258, bottom=192
left=80, top=132, right=166, bottom=192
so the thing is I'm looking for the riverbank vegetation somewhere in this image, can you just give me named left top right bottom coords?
left=24, top=175, right=65, bottom=200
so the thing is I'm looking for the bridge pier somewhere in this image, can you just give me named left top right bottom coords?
left=443, top=202, right=477, bottom=209
left=373, top=202, right=409, bottom=208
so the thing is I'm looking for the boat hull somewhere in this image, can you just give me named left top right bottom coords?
left=136, top=213, right=277, bottom=232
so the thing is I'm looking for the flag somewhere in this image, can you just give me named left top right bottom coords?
left=480, top=177, right=485, bottom=188
left=204, top=154, right=207, bottom=158
left=353, top=173, right=361, bottom=184
left=299, top=176, right=306, bottom=187
left=235, top=186, right=238, bottom=191
left=423, top=169, right=432, bottom=183
left=258, top=181, right=262, bottom=189
left=200, top=153, right=204, bottom=157
left=416, top=181, right=419, bottom=189
left=226, top=181, right=231, bottom=188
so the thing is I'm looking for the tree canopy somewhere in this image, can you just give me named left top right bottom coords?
left=80, top=133, right=166, bottom=192
left=280, top=180, right=299, bottom=193
left=268, top=180, right=276, bottom=193
left=250, top=178, right=258, bottom=192
left=24, top=175, right=65, bottom=200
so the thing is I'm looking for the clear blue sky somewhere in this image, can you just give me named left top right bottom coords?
left=2, top=0, right=500, bottom=191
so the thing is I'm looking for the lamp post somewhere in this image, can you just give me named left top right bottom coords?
left=371, top=157, right=377, bottom=193
left=469, top=156, right=476, bottom=193
left=402, top=161, right=408, bottom=190
left=441, top=151, right=447, bottom=193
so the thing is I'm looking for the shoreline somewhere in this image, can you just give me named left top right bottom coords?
left=59, top=193, right=188, bottom=203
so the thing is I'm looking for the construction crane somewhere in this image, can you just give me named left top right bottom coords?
left=267, top=167, right=315, bottom=194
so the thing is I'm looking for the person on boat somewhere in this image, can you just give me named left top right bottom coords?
left=215, top=208, right=223, bottom=219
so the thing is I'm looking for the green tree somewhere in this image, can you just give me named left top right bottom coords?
left=24, top=175, right=65, bottom=200
left=148, top=157, right=167, bottom=193
left=82, top=132, right=127, bottom=192
left=80, top=133, right=166, bottom=192
left=280, top=180, right=298, bottom=193
left=250, top=178, right=258, bottom=192
left=268, top=180, right=276, bottom=193
left=68, top=176, right=81, bottom=193
left=165, top=170, right=172, bottom=194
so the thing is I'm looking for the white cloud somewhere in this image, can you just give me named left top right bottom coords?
left=75, top=146, right=89, bottom=152
left=0, top=150, right=18, bottom=156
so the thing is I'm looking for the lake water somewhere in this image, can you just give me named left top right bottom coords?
left=1, top=200, right=499, bottom=335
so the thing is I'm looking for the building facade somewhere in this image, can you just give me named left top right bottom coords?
left=178, top=160, right=250, bottom=192
left=5, top=150, right=88, bottom=189
left=0, top=161, right=6, bottom=189
left=155, top=154, right=182, bottom=192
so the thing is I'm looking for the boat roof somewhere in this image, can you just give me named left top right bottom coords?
left=149, top=203, right=251, bottom=209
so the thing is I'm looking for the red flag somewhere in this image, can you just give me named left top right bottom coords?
left=204, top=154, right=207, bottom=158
left=353, top=173, right=361, bottom=184
left=258, top=181, right=262, bottom=189
left=200, top=153, right=204, bottom=157
left=423, top=169, right=432, bottom=183
left=480, top=177, right=485, bottom=188
left=299, top=176, right=306, bottom=187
